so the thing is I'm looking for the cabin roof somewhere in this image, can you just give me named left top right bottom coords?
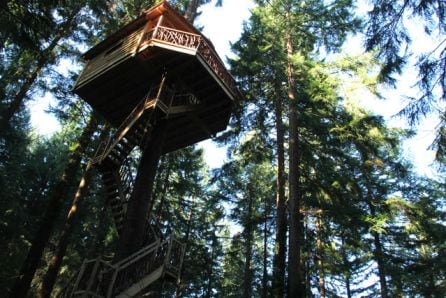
left=82, top=1, right=208, bottom=60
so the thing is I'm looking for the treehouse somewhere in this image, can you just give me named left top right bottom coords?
left=63, top=3, right=241, bottom=296
left=73, top=0, right=240, bottom=153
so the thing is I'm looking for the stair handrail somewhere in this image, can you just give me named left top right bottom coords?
left=98, top=94, right=151, bottom=164
left=65, top=236, right=184, bottom=297
left=107, top=239, right=165, bottom=297
left=69, top=257, right=114, bottom=297
left=95, top=74, right=173, bottom=164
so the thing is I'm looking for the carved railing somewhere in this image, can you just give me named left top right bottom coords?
left=149, top=26, right=201, bottom=50
left=145, top=26, right=239, bottom=100
left=196, top=40, right=239, bottom=98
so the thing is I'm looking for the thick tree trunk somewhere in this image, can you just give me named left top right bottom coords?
left=37, top=124, right=108, bottom=297
left=9, top=114, right=97, bottom=298
left=242, top=183, right=254, bottom=298
left=37, top=164, right=93, bottom=298
left=0, top=7, right=80, bottom=132
left=114, top=122, right=167, bottom=261
left=272, top=86, right=287, bottom=298
left=286, top=28, right=305, bottom=298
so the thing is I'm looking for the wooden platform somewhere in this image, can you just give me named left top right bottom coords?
left=73, top=1, right=240, bottom=153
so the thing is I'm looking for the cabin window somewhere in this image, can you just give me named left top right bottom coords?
left=104, top=41, right=123, bottom=56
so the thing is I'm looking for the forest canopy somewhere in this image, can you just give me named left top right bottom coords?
left=1, top=0, right=445, bottom=297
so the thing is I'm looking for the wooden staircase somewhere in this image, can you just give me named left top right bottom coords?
left=59, top=75, right=198, bottom=297
left=90, top=75, right=173, bottom=233
left=60, top=236, right=185, bottom=297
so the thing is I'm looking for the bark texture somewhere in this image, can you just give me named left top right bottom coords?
left=10, top=114, right=97, bottom=298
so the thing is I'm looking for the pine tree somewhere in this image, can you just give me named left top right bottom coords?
left=366, top=0, right=446, bottom=159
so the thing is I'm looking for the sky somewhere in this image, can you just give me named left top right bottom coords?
left=29, top=0, right=440, bottom=177
left=195, top=0, right=440, bottom=177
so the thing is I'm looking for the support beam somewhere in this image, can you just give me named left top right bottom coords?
left=114, top=121, right=167, bottom=261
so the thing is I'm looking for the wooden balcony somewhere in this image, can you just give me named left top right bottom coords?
left=140, top=25, right=239, bottom=100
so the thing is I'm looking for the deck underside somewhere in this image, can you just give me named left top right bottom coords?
left=74, top=46, right=232, bottom=153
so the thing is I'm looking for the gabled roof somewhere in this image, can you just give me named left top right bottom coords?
left=82, top=1, right=208, bottom=60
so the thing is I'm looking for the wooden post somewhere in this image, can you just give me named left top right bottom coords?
left=114, top=121, right=167, bottom=261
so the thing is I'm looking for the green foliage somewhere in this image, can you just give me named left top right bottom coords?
left=366, top=0, right=446, bottom=161
left=1, top=0, right=445, bottom=297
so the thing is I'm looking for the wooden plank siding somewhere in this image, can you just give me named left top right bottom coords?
left=74, top=26, right=145, bottom=89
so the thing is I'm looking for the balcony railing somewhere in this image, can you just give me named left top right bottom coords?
left=143, top=26, right=239, bottom=100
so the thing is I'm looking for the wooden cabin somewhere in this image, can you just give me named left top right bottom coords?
left=73, top=0, right=240, bottom=153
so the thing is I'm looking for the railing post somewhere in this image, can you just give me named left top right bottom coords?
left=165, top=237, right=174, bottom=272
left=107, top=267, right=119, bottom=298
left=85, top=257, right=101, bottom=295
left=152, top=15, right=165, bottom=40
left=71, top=259, right=88, bottom=296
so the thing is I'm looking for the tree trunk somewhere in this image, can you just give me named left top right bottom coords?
left=286, top=25, right=305, bottom=298
left=176, top=199, right=194, bottom=298
left=155, top=155, right=173, bottom=221
left=272, top=85, right=287, bottom=298
left=114, top=122, right=167, bottom=261
left=0, top=7, right=81, bottom=132
left=341, top=236, right=352, bottom=298
left=316, top=213, right=325, bottom=298
left=206, top=237, right=216, bottom=298
left=262, top=196, right=268, bottom=298
left=373, top=231, right=388, bottom=298
left=37, top=124, right=108, bottom=297
left=346, top=275, right=352, bottom=298
left=9, top=114, right=98, bottom=298
left=37, top=164, right=93, bottom=298
left=184, top=0, right=200, bottom=23
left=242, top=183, right=254, bottom=298
left=368, top=201, right=388, bottom=298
